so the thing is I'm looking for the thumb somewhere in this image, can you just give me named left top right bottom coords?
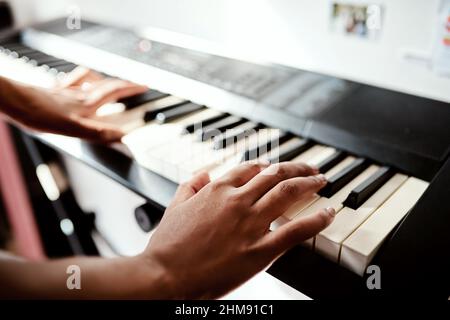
left=260, top=207, right=336, bottom=256
left=68, top=116, right=125, bottom=143
left=20, top=111, right=124, bottom=144
left=170, top=172, right=211, bottom=207
left=57, top=66, right=102, bottom=89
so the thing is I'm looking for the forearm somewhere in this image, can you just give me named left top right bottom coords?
left=0, top=76, right=31, bottom=118
left=0, top=252, right=175, bottom=299
left=0, top=76, right=14, bottom=113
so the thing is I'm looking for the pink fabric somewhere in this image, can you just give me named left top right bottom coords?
left=0, top=120, right=45, bottom=260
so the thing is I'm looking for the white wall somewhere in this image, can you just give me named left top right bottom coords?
left=7, top=0, right=450, bottom=102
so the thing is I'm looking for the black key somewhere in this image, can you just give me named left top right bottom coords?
left=269, top=139, right=313, bottom=163
left=34, top=55, right=63, bottom=65
left=46, top=60, right=70, bottom=68
left=143, top=101, right=189, bottom=122
left=23, top=51, right=51, bottom=61
left=241, top=131, right=292, bottom=161
left=54, top=63, right=78, bottom=73
left=156, top=102, right=205, bottom=124
left=6, top=45, right=35, bottom=56
left=319, top=158, right=369, bottom=198
left=213, top=122, right=262, bottom=149
left=2, top=42, right=23, bottom=50
left=13, top=46, right=37, bottom=56
left=316, top=151, right=347, bottom=173
left=119, top=90, right=170, bottom=109
left=182, top=113, right=228, bottom=134
left=197, top=116, right=246, bottom=141
left=343, top=166, right=395, bottom=209
left=1, top=46, right=24, bottom=56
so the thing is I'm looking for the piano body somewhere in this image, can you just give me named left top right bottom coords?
left=1, top=2, right=450, bottom=299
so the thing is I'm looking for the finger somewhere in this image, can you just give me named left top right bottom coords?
left=259, top=207, right=335, bottom=256
left=80, top=79, right=148, bottom=116
left=57, top=66, right=103, bottom=89
left=170, top=172, right=211, bottom=206
left=23, top=113, right=124, bottom=143
left=240, top=162, right=319, bottom=202
left=74, top=117, right=125, bottom=143
left=216, top=160, right=270, bottom=187
left=253, top=175, right=327, bottom=222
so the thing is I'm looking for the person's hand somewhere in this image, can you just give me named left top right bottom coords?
left=0, top=67, right=147, bottom=143
left=143, top=161, right=335, bottom=299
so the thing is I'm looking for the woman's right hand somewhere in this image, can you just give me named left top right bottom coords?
left=143, top=161, right=334, bottom=299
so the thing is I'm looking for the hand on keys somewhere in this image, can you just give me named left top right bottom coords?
left=144, top=161, right=335, bottom=299
left=0, top=66, right=147, bottom=142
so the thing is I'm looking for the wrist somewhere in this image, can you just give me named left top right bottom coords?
left=132, top=253, right=180, bottom=299
left=0, top=77, right=12, bottom=112
left=0, top=76, right=28, bottom=114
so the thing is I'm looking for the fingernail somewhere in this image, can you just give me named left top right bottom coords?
left=316, top=174, right=327, bottom=183
left=310, top=165, right=320, bottom=173
left=325, top=207, right=336, bottom=217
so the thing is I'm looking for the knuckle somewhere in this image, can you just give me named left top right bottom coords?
left=274, top=164, right=288, bottom=180
left=227, top=190, right=245, bottom=207
left=278, top=181, right=299, bottom=197
left=231, top=175, right=246, bottom=186
left=296, top=162, right=310, bottom=173
left=309, top=175, right=323, bottom=186
left=209, top=180, right=224, bottom=192
left=244, top=162, right=261, bottom=173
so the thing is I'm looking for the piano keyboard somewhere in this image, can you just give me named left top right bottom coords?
left=0, top=38, right=429, bottom=277
left=0, top=41, right=77, bottom=87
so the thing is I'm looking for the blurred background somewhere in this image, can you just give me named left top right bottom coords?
left=5, top=0, right=450, bottom=102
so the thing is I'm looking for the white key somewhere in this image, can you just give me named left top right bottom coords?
left=209, top=128, right=282, bottom=181
left=122, top=108, right=222, bottom=154
left=209, top=153, right=242, bottom=181
left=177, top=141, right=237, bottom=182
left=278, top=157, right=355, bottom=224
left=270, top=147, right=339, bottom=230
left=270, top=156, right=357, bottom=231
left=260, top=137, right=305, bottom=162
left=95, top=103, right=126, bottom=117
left=291, top=145, right=330, bottom=164
left=178, top=129, right=277, bottom=183
left=0, top=53, right=56, bottom=87
left=94, top=96, right=186, bottom=132
left=283, top=194, right=321, bottom=221
left=159, top=132, right=224, bottom=182
left=323, top=156, right=356, bottom=179
left=307, top=147, right=337, bottom=167
left=315, top=173, right=408, bottom=262
left=140, top=134, right=204, bottom=181
left=122, top=111, right=225, bottom=181
left=122, top=123, right=181, bottom=155
left=270, top=194, right=320, bottom=231
left=293, top=164, right=380, bottom=247
left=340, top=177, right=428, bottom=276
